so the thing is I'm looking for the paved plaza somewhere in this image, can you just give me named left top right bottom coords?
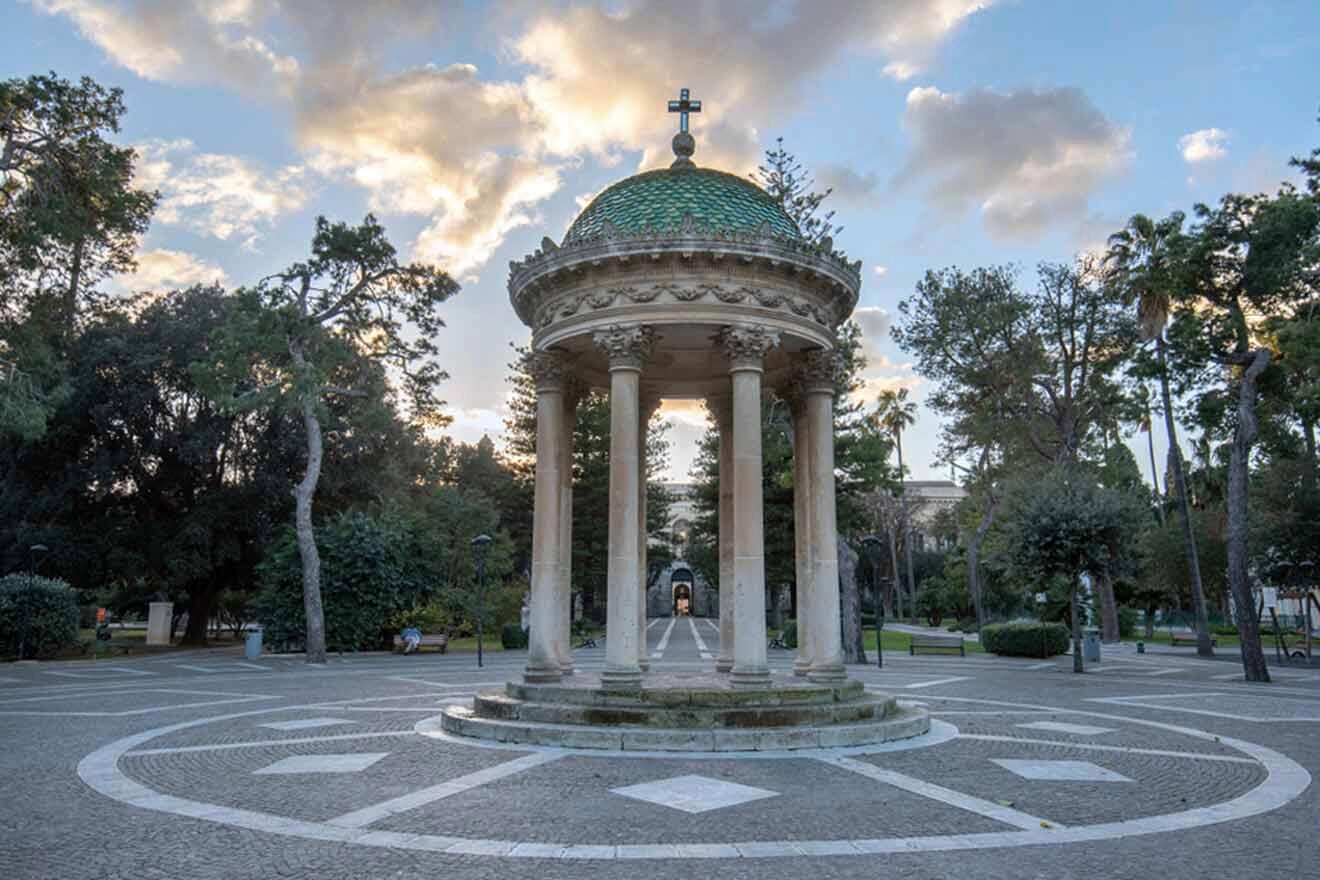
left=2, top=619, right=1317, bottom=879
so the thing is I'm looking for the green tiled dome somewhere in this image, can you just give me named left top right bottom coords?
left=564, top=167, right=800, bottom=243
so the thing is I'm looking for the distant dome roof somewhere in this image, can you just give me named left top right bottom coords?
left=564, top=167, right=801, bottom=244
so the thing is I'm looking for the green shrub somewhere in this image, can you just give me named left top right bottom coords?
left=781, top=619, right=798, bottom=649
left=254, top=512, right=436, bottom=652
left=980, top=622, right=1070, bottom=657
left=1117, top=606, right=1138, bottom=639
left=946, top=617, right=978, bottom=634
left=0, top=575, right=81, bottom=659
left=1211, top=623, right=1239, bottom=637
left=500, top=623, right=528, bottom=649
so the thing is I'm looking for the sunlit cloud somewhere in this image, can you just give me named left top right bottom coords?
left=1179, top=128, right=1229, bottom=163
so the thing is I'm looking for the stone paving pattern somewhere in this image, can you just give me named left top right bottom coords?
left=1, top=618, right=1318, bottom=879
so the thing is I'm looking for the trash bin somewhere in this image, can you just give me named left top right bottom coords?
left=244, top=628, right=263, bottom=660
left=1083, top=628, right=1101, bottom=663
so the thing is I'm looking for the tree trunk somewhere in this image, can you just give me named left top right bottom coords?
left=896, top=434, right=919, bottom=626
left=1097, top=566, right=1120, bottom=642
left=1227, top=350, right=1271, bottom=683
left=294, top=381, right=328, bottom=664
left=1302, top=416, right=1317, bottom=496
left=1159, top=338, right=1213, bottom=656
left=180, top=587, right=213, bottom=646
left=63, top=235, right=84, bottom=332
left=1071, top=574, right=1084, bottom=674
left=1145, top=406, right=1165, bottom=525
left=839, top=540, right=866, bottom=664
left=966, top=495, right=998, bottom=627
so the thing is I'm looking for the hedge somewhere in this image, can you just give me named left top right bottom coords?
left=500, top=623, right=529, bottom=649
left=980, top=622, right=1070, bottom=658
left=0, top=574, right=81, bottom=659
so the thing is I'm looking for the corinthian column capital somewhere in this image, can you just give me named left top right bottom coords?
left=717, top=323, right=780, bottom=372
left=798, top=347, right=842, bottom=394
left=593, top=324, right=656, bottom=370
left=525, top=349, right=569, bottom=393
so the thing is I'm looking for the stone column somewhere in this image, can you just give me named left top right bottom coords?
left=557, top=382, right=581, bottom=676
left=788, top=386, right=815, bottom=677
left=524, top=351, right=566, bottom=683
left=803, top=349, right=846, bottom=683
left=637, top=395, right=661, bottom=671
left=595, top=324, right=655, bottom=689
left=708, top=393, right=735, bottom=673
left=720, top=324, right=779, bottom=687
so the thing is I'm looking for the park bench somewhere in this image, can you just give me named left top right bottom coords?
left=1168, top=630, right=1217, bottom=648
left=910, top=632, right=966, bottom=656
left=393, top=633, right=448, bottom=654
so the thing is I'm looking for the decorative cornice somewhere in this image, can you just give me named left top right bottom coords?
left=593, top=324, right=657, bottom=370
left=799, top=347, right=842, bottom=393
left=524, top=350, right=569, bottom=393
left=529, top=281, right=836, bottom=332
left=508, top=229, right=862, bottom=328
left=717, top=324, right=780, bottom=371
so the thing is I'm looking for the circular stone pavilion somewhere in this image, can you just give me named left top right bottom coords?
left=443, top=90, right=928, bottom=750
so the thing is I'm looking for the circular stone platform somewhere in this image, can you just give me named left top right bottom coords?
left=440, top=673, right=930, bottom=751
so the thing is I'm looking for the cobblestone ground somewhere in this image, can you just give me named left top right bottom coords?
left=2, top=619, right=1318, bottom=880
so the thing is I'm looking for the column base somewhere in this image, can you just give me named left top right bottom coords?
left=715, top=656, right=733, bottom=674
left=806, top=663, right=847, bottom=684
left=729, top=665, right=771, bottom=688
left=559, top=663, right=575, bottom=677
left=639, top=657, right=651, bottom=671
left=600, top=666, right=643, bottom=690
left=792, top=656, right=812, bottom=677
left=524, top=663, right=563, bottom=684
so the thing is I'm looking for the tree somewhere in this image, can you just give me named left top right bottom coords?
left=754, top=137, right=839, bottom=245
left=0, top=72, right=155, bottom=330
left=202, top=216, right=458, bottom=663
left=1002, top=467, right=1141, bottom=672
left=1105, top=212, right=1215, bottom=656
left=1173, top=188, right=1320, bottom=681
left=874, top=388, right=919, bottom=622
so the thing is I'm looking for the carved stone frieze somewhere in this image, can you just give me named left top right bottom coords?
left=717, top=324, right=781, bottom=370
left=593, top=324, right=657, bottom=369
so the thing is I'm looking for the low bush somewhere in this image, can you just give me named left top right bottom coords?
left=1211, top=623, right=1240, bottom=637
left=946, top=617, right=979, bottom=634
left=980, top=622, right=1070, bottom=657
left=781, top=619, right=798, bottom=649
left=0, top=575, right=81, bottom=659
left=500, top=623, right=529, bottom=650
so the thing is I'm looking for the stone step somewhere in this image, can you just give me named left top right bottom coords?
left=440, top=704, right=930, bottom=752
left=473, top=692, right=894, bottom=729
left=506, top=676, right=865, bottom=708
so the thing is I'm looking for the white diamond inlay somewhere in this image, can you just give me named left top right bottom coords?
left=992, top=759, right=1132, bottom=782
left=1015, top=721, right=1116, bottom=736
left=259, top=717, right=356, bottom=732
left=254, top=753, right=389, bottom=775
left=610, top=774, right=778, bottom=814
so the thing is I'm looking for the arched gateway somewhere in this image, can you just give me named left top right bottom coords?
left=444, top=91, right=927, bottom=750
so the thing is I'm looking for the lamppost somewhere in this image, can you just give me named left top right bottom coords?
left=20, top=544, right=49, bottom=660
left=471, top=534, right=492, bottom=669
left=861, top=535, right=885, bottom=668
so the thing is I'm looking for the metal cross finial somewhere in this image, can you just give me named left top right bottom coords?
left=667, top=87, right=701, bottom=134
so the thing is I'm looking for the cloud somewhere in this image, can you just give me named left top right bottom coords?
left=1179, top=128, right=1229, bottom=163
left=112, top=247, right=228, bottom=293
left=134, top=139, right=308, bottom=245
left=817, top=163, right=882, bottom=206
left=896, top=85, right=1130, bottom=238
left=33, top=0, right=995, bottom=277
left=873, top=265, right=890, bottom=277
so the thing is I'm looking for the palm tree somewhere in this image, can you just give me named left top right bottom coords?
left=1106, top=212, right=1213, bottom=656
left=1136, top=384, right=1165, bottom=525
left=876, top=388, right=919, bottom=624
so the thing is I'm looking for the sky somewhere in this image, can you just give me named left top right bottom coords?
left=6, top=0, right=1318, bottom=482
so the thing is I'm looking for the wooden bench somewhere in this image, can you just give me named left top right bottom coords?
left=393, top=633, right=448, bottom=654
left=1168, top=630, right=1217, bottom=648
left=910, top=633, right=966, bottom=656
